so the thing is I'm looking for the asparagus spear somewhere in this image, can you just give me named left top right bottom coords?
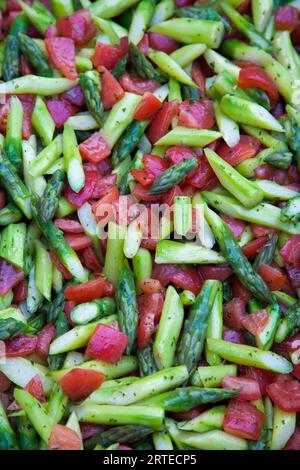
left=84, top=425, right=154, bottom=450
left=47, top=308, right=70, bottom=371
left=175, top=280, right=219, bottom=377
left=19, top=0, right=54, bottom=34
left=281, top=195, right=300, bottom=223
left=79, top=71, right=104, bottom=126
left=149, top=158, right=197, bottom=195
left=175, top=6, right=231, bottom=31
left=205, top=281, right=223, bottom=366
left=155, top=240, right=225, bottom=264
left=275, top=301, right=300, bottom=343
left=38, top=170, right=65, bottom=223
left=137, top=343, right=158, bottom=377
left=253, top=233, right=278, bottom=271
left=130, top=43, right=166, bottom=83
left=0, top=75, right=78, bottom=96
left=18, top=33, right=53, bottom=77
left=176, top=430, right=247, bottom=450
left=3, top=13, right=28, bottom=82
left=0, top=223, right=26, bottom=270
left=0, top=400, right=19, bottom=450
left=116, top=261, right=139, bottom=354
left=0, top=203, right=23, bottom=225
left=32, top=97, right=55, bottom=146
left=63, top=124, right=85, bottom=193
left=147, top=48, right=196, bottom=87
left=17, top=416, right=39, bottom=450
left=5, top=96, right=23, bottom=171
left=70, top=297, right=116, bottom=325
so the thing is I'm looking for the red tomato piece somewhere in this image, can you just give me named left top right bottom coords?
left=101, top=68, right=125, bottom=109
left=64, top=300, right=77, bottom=327
left=241, top=309, right=269, bottom=336
left=170, top=405, right=207, bottom=421
left=185, top=156, right=216, bottom=189
left=292, top=363, right=300, bottom=381
left=130, top=169, right=153, bottom=186
left=54, top=218, right=83, bottom=233
left=266, top=374, right=300, bottom=412
left=143, top=153, right=169, bottom=178
left=218, top=135, right=260, bottom=166
left=191, top=62, right=206, bottom=97
left=231, top=277, right=252, bottom=303
left=13, top=279, right=27, bottom=303
left=93, top=42, right=125, bottom=70
left=161, top=185, right=183, bottom=206
left=134, top=92, right=162, bottom=121
left=4, top=335, right=38, bottom=358
left=137, top=292, right=164, bottom=348
left=177, top=99, right=215, bottom=129
left=63, top=167, right=98, bottom=208
left=139, top=279, right=163, bottom=295
left=18, top=94, right=35, bottom=139
left=275, top=6, right=299, bottom=32
left=25, top=375, right=46, bottom=403
left=245, top=367, right=275, bottom=395
left=241, top=236, right=268, bottom=259
left=64, top=233, right=93, bottom=251
left=50, top=251, right=73, bottom=280
left=222, top=376, right=261, bottom=401
left=20, top=56, right=31, bottom=76
left=93, top=186, right=120, bottom=221
left=45, top=37, right=77, bottom=80
left=280, top=332, right=300, bottom=351
left=0, top=189, right=6, bottom=210
left=147, top=100, right=179, bottom=143
left=60, top=368, right=105, bottom=401
left=35, top=324, right=56, bottom=360
left=56, top=9, right=97, bottom=46
left=284, top=425, right=300, bottom=450
left=46, top=98, right=78, bottom=128
left=137, top=33, right=149, bottom=55
left=0, top=259, right=24, bottom=296
left=79, top=132, right=111, bottom=163
left=61, top=85, right=85, bottom=107
left=48, top=424, right=82, bottom=450
left=258, top=264, right=286, bottom=291
left=103, top=279, right=115, bottom=298
left=0, top=371, right=11, bottom=392
left=165, top=145, right=196, bottom=165
left=238, top=66, right=279, bottom=101
left=131, top=184, right=161, bottom=202
left=148, top=32, right=180, bottom=53
left=117, top=445, right=132, bottom=450
left=288, top=164, right=300, bottom=184
left=223, top=298, right=247, bottom=332
left=223, top=400, right=265, bottom=440
left=120, top=72, right=160, bottom=95
left=280, top=235, right=300, bottom=267
left=170, top=268, right=203, bottom=296
left=45, top=24, right=58, bottom=38
left=198, top=265, right=233, bottom=282
left=65, top=277, right=106, bottom=302
left=86, top=323, right=128, bottom=363
left=222, top=329, right=247, bottom=345
left=221, top=215, right=246, bottom=239
left=79, top=247, right=102, bottom=273
left=250, top=224, right=278, bottom=238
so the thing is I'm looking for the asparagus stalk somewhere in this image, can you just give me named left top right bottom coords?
left=70, top=297, right=116, bottom=325
left=63, top=124, right=84, bottom=193
left=129, top=0, right=155, bottom=45
left=132, top=248, right=152, bottom=295
left=155, top=240, right=225, bottom=264
left=270, top=405, right=296, bottom=450
left=22, top=140, right=47, bottom=197
left=253, top=233, right=278, bottom=271
left=18, top=33, right=53, bottom=77
left=5, top=96, right=23, bottom=171
left=176, top=430, right=247, bottom=451
left=0, top=223, right=26, bottom=270
left=281, top=195, right=300, bottom=223
left=147, top=48, right=196, bottom=87
left=79, top=71, right=104, bottom=126
left=205, top=281, right=223, bottom=366
left=0, top=75, right=78, bottom=96
left=153, top=432, right=173, bottom=450
left=50, top=0, right=74, bottom=17
left=35, top=239, right=52, bottom=301
left=175, top=5, right=231, bottom=31
left=137, top=344, right=158, bottom=377
left=251, top=0, right=274, bottom=33
left=170, top=43, right=207, bottom=68
left=179, top=405, right=225, bottom=433
left=214, top=100, right=240, bottom=148
left=207, top=338, right=292, bottom=373
left=154, top=127, right=221, bottom=147
left=17, top=416, right=39, bottom=450
left=173, top=196, right=192, bottom=236
left=48, top=383, right=68, bottom=424
left=275, top=301, right=300, bottom=343
left=90, top=0, right=139, bottom=18
left=19, top=0, right=54, bottom=34
left=84, top=425, right=154, bottom=450
left=32, top=97, right=55, bottom=146
left=150, top=0, right=175, bottom=26
left=104, top=222, right=126, bottom=285
left=175, top=280, right=219, bottom=377
left=0, top=400, right=19, bottom=450
left=28, top=135, right=63, bottom=177
left=0, top=203, right=23, bottom=225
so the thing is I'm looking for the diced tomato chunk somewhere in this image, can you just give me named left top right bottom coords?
left=101, top=68, right=125, bottom=109
left=224, top=400, right=265, bottom=440
left=137, top=292, right=164, bottom=348
left=241, top=309, right=269, bottom=336
left=137, top=33, right=149, bottom=55
left=46, top=98, right=78, bottom=128
left=65, top=277, right=106, bottom=303
left=63, top=167, right=98, bottom=208
left=86, top=323, right=128, bottom=363
left=13, top=279, right=28, bottom=303
left=56, top=9, right=97, bottom=46
left=221, top=215, right=246, bottom=239
left=199, top=265, right=233, bottom=282
left=258, top=264, right=286, bottom=291
left=134, top=92, right=162, bottom=121
left=191, top=62, right=206, bottom=96
left=286, top=265, right=300, bottom=290
left=177, top=99, right=215, bottom=129
left=93, top=42, right=125, bottom=70
left=80, top=423, right=105, bottom=440
left=148, top=33, right=180, bottom=53
left=25, top=375, right=46, bottom=403
left=45, top=37, right=77, bottom=80
left=4, top=335, right=38, bottom=358
left=131, top=184, right=161, bottom=202
left=147, top=100, right=179, bottom=143
left=245, top=367, right=275, bottom=395
left=266, top=374, right=300, bottom=412
left=222, top=376, right=261, bottom=401
left=275, top=6, right=299, bottom=32
left=231, top=277, right=252, bottom=303
left=139, top=279, right=163, bottom=295
left=241, top=236, right=268, bottom=259
left=223, top=298, right=247, bottom=332
left=50, top=251, right=73, bottom=280
left=292, top=363, right=300, bottom=381
left=79, top=247, right=102, bottom=273
left=0, top=371, right=11, bottom=392
left=217, top=135, right=260, bottom=166
left=54, top=219, right=83, bottom=234
left=119, top=72, right=160, bottom=95
left=48, top=424, right=82, bottom=450
left=93, top=186, right=120, bottom=222
left=165, top=145, right=196, bottom=165
left=60, top=368, right=105, bottom=401
left=280, top=235, right=300, bottom=268
left=170, top=268, right=203, bottom=296
left=19, top=94, right=36, bottom=139
left=64, top=233, right=93, bottom=251
left=250, top=224, right=278, bottom=238
left=284, top=425, right=300, bottom=450
left=35, top=324, right=56, bottom=360
left=79, top=132, right=111, bottom=163
left=238, top=66, right=279, bottom=101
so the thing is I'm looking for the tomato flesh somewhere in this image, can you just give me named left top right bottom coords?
left=86, top=323, right=128, bottom=363
left=222, top=376, right=261, bottom=401
left=48, top=424, right=82, bottom=450
left=64, top=277, right=106, bottom=302
left=36, top=324, right=56, bottom=360
left=60, top=368, right=105, bottom=401
left=4, top=335, right=37, bottom=358
left=45, top=37, right=77, bottom=80
left=223, top=298, right=247, bottom=332
left=223, top=399, right=265, bottom=440
left=134, top=92, right=162, bottom=121
left=266, top=374, right=300, bottom=412
left=101, top=68, right=125, bottom=110
left=79, top=132, right=111, bottom=163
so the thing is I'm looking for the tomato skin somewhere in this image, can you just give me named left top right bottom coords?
left=275, top=6, right=298, bottom=32
left=139, top=279, right=163, bottom=295
left=241, top=309, right=269, bottom=336
left=224, top=400, right=265, bottom=440
left=13, top=279, right=27, bottom=303
left=25, top=375, right=46, bottom=403
left=170, top=405, right=207, bottom=421
left=258, top=264, right=286, bottom=291
left=134, top=92, right=162, bottom=121
left=4, top=335, right=38, bottom=358
left=0, top=371, right=11, bottom=392
left=137, top=292, right=164, bottom=348
left=79, top=132, right=111, bottom=163
left=148, top=32, right=180, bottom=54
left=45, top=37, right=77, bottom=80
left=161, top=185, right=183, bottom=206
left=191, top=62, right=206, bottom=96
left=54, top=219, right=83, bottom=234
left=231, top=277, right=252, bottom=303
left=50, top=251, right=73, bottom=280
left=280, top=236, right=300, bottom=268
left=86, top=323, right=128, bottom=363
left=79, top=247, right=102, bottom=273
left=250, top=224, right=278, bottom=238
left=131, top=183, right=161, bottom=202
left=166, top=145, right=195, bottom=165
left=138, top=33, right=149, bottom=55
left=222, top=376, right=261, bottom=401
left=56, top=9, right=96, bottom=46
left=266, top=374, right=300, bottom=412
left=92, top=42, right=125, bottom=70
left=238, top=66, right=279, bottom=101
left=49, top=424, right=82, bottom=450
left=65, top=277, right=106, bottom=303
left=147, top=100, right=179, bottom=143
left=46, top=98, right=78, bottom=129
left=170, top=268, right=203, bottom=296
left=185, top=156, right=216, bottom=189
left=177, top=99, right=215, bottom=130
left=241, top=236, right=268, bottom=259
left=221, top=215, right=246, bottom=240
left=245, top=367, right=275, bottom=395
left=60, top=368, right=105, bottom=401
left=284, top=425, right=300, bottom=450
left=120, top=72, right=160, bottom=95
left=223, top=298, right=247, bottom=332
left=93, top=186, right=120, bottom=222
left=64, top=233, right=93, bottom=251
left=198, top=265, right=233, bottom=282
left=101, top=68, right=125, bottom=110
left=36, top=324, right=56, bottom=360
left=64, top=167, right=98, bottom=208
left=218, top=135, right=260, bottom=166
left=286, top=265, right=300, bottom=291
left=292, top=363, right=300, bottom=381
left=143, top=153, right=169, bottom=178
left=152, top=263, right=182, bottom=287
